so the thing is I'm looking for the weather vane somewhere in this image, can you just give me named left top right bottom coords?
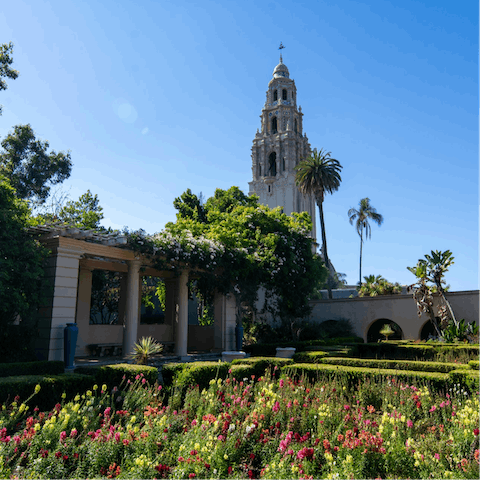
left=279, top=42, right=285, bottom=62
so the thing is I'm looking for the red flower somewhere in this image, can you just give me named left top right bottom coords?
left=189, top=473, right=196, bottom=478
left=474, top=429, right=479, bottom=436
left=248, top=470, right=254, bottom=478
left=228, top=466, right=233, bottom=475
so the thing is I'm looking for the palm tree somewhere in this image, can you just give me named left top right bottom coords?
left=295, top=148, right=342, bottom=298
left=348, top=198, right=384, bottom=286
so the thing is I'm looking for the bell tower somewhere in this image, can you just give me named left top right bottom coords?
left=248, top=53, right=317, bottom=244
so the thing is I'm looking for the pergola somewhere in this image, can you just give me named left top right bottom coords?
left=29, top=227, right=237, bottom=361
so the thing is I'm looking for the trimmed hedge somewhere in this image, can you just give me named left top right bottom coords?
left=75, top=364, right=158, bottom=388
left=292, top=351, right=329, bottom=363
left=230, top=357, right=293, bottom=377
left=449, top=369, right=479, bottom=392
left=468, top=360, right=479, bottom=370
left=243, top=337, right=363, bottom=356
left=0, top=361, right=65, bottom=377
left=0, top=374, right=95, bottom=412
left=280, top=363, right=457, bottom=392
left=356, top=343, right=479, bottom=361
left=318, top=357, right=469, bottom=373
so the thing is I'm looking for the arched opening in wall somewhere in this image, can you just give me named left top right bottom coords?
left=367, top=319, right=403, bottom=343
left=420, top=320, right=437, bottom=341
left=294, top=118, right=298, bottom=133
left=282, top=89, right=287, bottom=100
left=273, top=90, right=278, bottom=101
left=268, top=152, right=277, bottom=176
left=271, top=117, right=278, bottom=134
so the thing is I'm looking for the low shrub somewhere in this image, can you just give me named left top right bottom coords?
left=468, top=360, right=479, bottom=370
left=292, top=351, right=329, bottom=363
left=281, top=363, right=453, bottom=392
left=0, top=360, right=65, bottom=377
left=319, top=357, right=469, bottom=373
left=231, top=357, right=293, bottom=376
left=0, top=374, right=94, bottom=411
left=74, top=363, right=158, bottom=388
left=449, top=369, right=479, bottom=392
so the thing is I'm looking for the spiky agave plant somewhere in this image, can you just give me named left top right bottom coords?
left=129, top=336, right=163, bottom=365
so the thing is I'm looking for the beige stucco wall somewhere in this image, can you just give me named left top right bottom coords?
left=309, top=290, right=479, bottom=342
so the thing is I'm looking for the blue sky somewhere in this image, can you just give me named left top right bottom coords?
left=1, top=0, right=478, bottom=291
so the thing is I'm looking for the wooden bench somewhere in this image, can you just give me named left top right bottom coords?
left=86, top=343, right=123, bottom=357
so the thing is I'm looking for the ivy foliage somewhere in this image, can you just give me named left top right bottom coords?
left=127, top=187, right=327, bottom=321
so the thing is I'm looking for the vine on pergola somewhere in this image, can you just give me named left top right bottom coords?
left=126, top=187, right=326, bottom=323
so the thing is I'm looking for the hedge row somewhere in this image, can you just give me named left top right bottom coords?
left=316, top=357, right=470, bottom=373
left=75, top=364, right=158, bottom=387
left=281, top=363, right=448, bottom=390
left=356, top=343, right=479, bottom=360
left=0, top=364, right=159, bottom=412
left=468, top=360, right=479, bottom=370
left=0, top=361, right=65, bottom=378
left=0, top=374, right=94, bottom=412
left=292, top=351, right=329, bottom=363
left=243, top=337, right=363, bottom=356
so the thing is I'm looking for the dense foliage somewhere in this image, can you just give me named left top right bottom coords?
left=0, top=42, right=19, bottom=115
left=358, top=275, right=402, bottom=297
left=128, top=187, right=327, bottom=323
left=0, top=124, right=72, bottom=204
left=0, top=175, right=47, bottom=326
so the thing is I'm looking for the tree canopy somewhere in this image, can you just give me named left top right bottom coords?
left=0, top=124, right=72, bottom=204
left=128, top=186, right=326, bottom=322
left=0, top=42, right=19, bottom=115
left=0, top=174, right=47, bottom=326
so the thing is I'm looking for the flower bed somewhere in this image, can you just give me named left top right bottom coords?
left=0, top=370, right=478, bottom=479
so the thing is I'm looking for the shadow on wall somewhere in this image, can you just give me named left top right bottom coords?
left=367, top=319, right=403, bottom=343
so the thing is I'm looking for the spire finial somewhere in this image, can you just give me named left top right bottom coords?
left=279, top=42, right=285, bottom=63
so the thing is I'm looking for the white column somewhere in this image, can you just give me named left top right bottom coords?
left=174, top=270, right=189, bottom=358
left=123, top=259, right=142, bottom=359
left=75, top=265, right=93, bottom=356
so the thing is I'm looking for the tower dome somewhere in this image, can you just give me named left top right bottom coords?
left=273, top=55, right=290, bottom=78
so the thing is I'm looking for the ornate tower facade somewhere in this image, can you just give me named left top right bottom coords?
left=248, top=55, right=317, bottom=244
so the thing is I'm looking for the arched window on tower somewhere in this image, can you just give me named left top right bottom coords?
left=282, top=89, right=287, bottom=100
left=268, top=152, right=277, bottom=176
left=271, top=117, right=277, bottom=134
left=273, top=90, right=278, bottom=101
left=294, top=118, right=298, bottom=134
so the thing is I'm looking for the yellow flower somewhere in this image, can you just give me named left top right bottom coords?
left=61, top=392, right=66, bottom=399
left=74, top=395, right=80, bottom=402
left=18, top=404, right=26, bottom=413
left=35, top=384, right=41, bottom=394
left=102, top=384, right=107, bottom=391
left=34, top=423, right=41, bottom=432
left=86, top=390, right=92, bottom=397
left=224, top=454, right=228, bottom=460
left=93, top=384, right=98, bottom=391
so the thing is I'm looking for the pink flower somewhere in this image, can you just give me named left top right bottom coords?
left=279, top=379, right=284, bottom=387
left=272, top=401, right=280, bottom=413
left=104, top=407, right=111, bottom=417
left=142, top=378, right=146, bottom=384
left=344, top=405, right=350, bottom=411
left=70, top=428, right=78, bottom=438
left=429, top=405, right=436, bottom=412
left=297, top=447, right=314, bottom=460
left=59, top=431, right=67, bottom=442
left=158, top=385, right=162, bottom=391
left=115, top=432, right=121, bottom=442
left=191, top=419, right=197, bottom=426
left=434, top=453, right=440, bottom=460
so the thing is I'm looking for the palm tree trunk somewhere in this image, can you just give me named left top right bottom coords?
left=359, top=231, right=363, bottom=286
left=317, top=200, right=333, bottom=299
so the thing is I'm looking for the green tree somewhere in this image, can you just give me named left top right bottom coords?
left=0, top=124, right=72, bottom=204
left=0, top=42, right=19, bottom=115
left=295, top=148, right=342, bottom=298
left=57, top=190, right=104, bottom=229
left=348, top=198, right=384, bottom=286
left=134, top=186, right=326, bottom=330
left=358, top=275, right=402, bottom=297
left=407, top=250, right=462, bottom=339
left=0, top=174, right=47, bottom=326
